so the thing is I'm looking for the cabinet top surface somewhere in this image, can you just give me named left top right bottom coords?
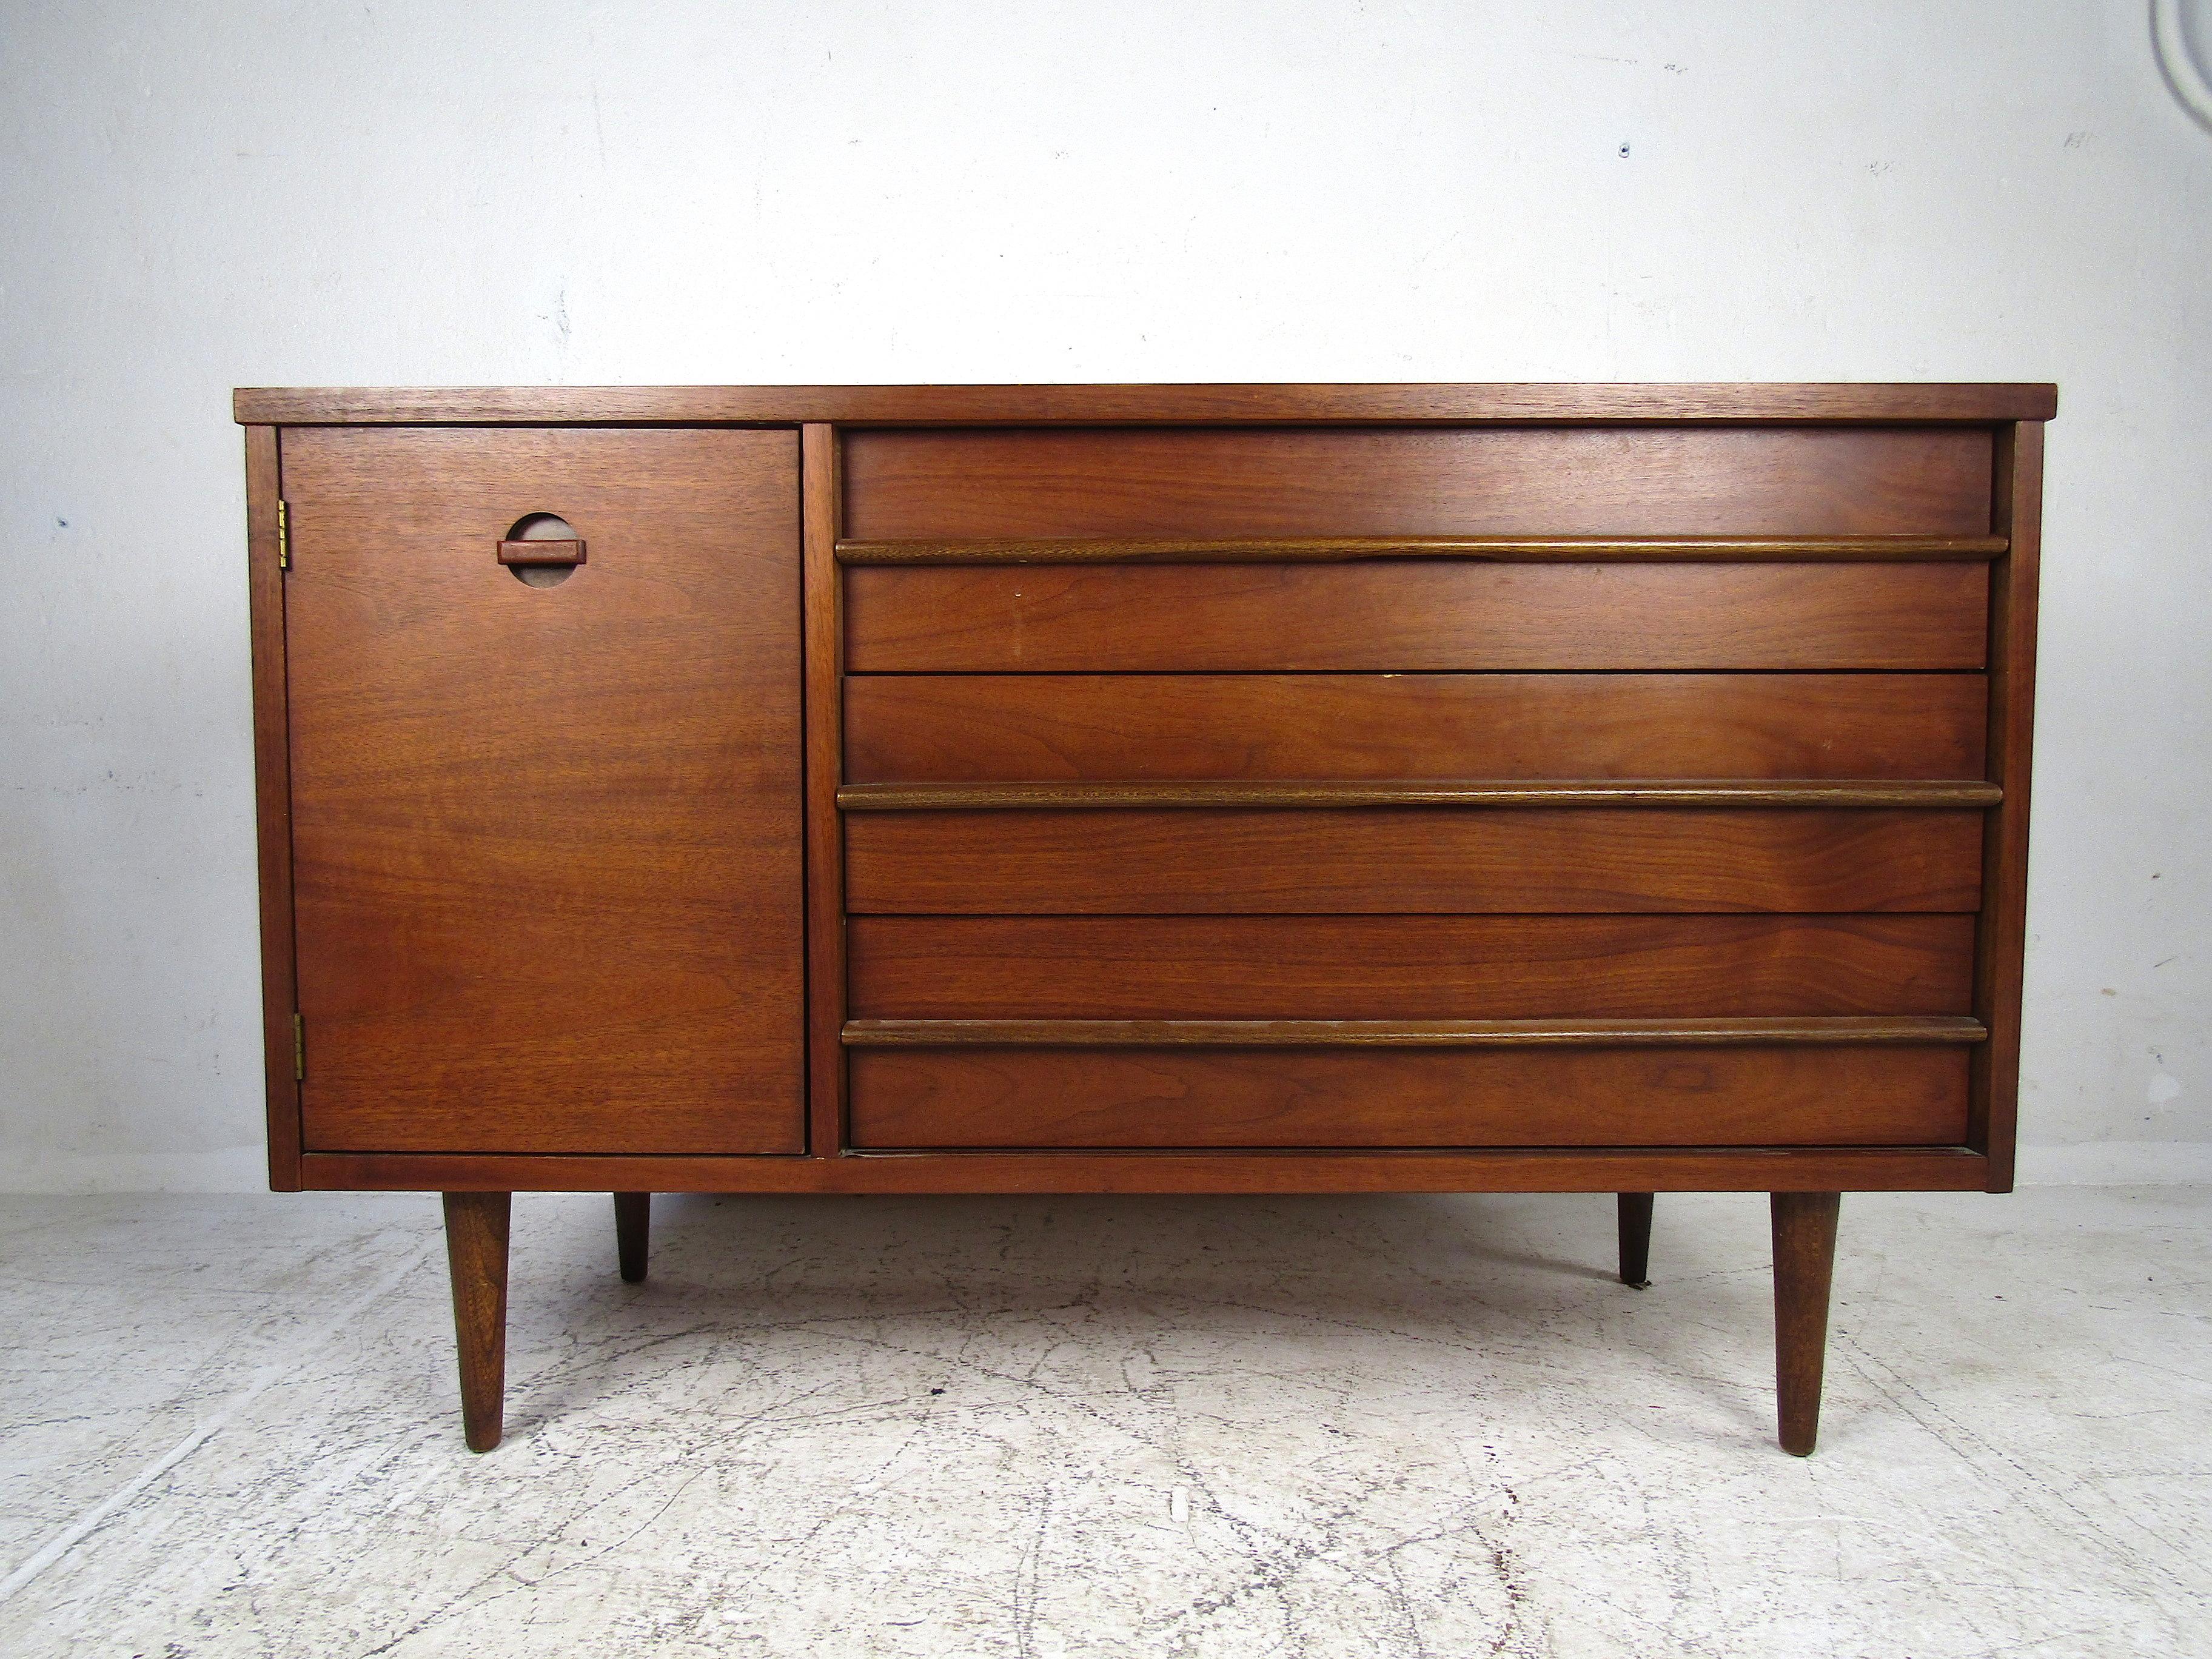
left=233, top=382, right=2058, bottom=427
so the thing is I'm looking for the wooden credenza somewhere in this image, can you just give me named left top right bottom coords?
left=235, top=383, right=2053, bottom=1455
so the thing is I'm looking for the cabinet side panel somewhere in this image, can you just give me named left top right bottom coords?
left=1974, top=421, right=2043, bottom=1189
left=246, top=426, right=301, bottom=1188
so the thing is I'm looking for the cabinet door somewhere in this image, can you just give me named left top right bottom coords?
left=282, top=427, right=803, bottom=1155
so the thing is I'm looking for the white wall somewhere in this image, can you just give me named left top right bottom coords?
left=4, top=1, right=2208, bottom=1191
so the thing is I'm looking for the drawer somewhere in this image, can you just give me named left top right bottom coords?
left=841, top=426, right=1995, bottom=538
left=843, top=562, right=1989, bottom=672
left=846, top=916, right=1979, bottom=1019
left=845, top=673, right=1988, bottom=782
left=845, top=1045, right=1972, bottom=1149
left=843, top=807, right=1985, bottom=914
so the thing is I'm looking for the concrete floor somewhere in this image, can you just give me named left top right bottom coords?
left=0, top=1187, right=2204, bottom=1656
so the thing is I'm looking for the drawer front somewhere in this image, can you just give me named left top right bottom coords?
left=846, top=1046, right=1971, bottom=1149
left=846, top=673, right=1987, bottom=782
left=845, top=808, right=1984, bottom=915
left=833, top=418, right=2007, bottom=1159
left=847, top=916, right=1977, bottom=1019
left=284, top=426, right=805, bottom=1156
left=842, top=426, right=1994, bottom=538
left=844, top=562, right=1988, bottom=672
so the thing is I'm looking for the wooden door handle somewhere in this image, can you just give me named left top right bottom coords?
left=497, top=538, right=586, bottom=566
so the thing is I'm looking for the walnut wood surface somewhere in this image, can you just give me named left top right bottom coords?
left=843, top=562, right=1989, bottom=671
left=241, top=384, right=2041, bottom=1218
left=234, top=383, right=2059, bottom=426
left=244, top=426, right=301, bottom=1190
left=844, top=673, right=1989, bottom=783
left=803, top=424, right=848, bottom=1157
left=846, top=1047, right=1970, bottom=1149
left=495, top=537, right=585, bottom=566
left=1974, top=424, right=2043, bottom=1191
left=441, top=1191, right=511, bottom=1452
left=840, top=427, right=1994, bottom=538
left=842, top=1016, right=1985, bottom=1047
left=282, top=427, right=805, bottom=1155
left=846, top=915, right=1977, bottom=1019
left=836, top=535, right=2009, bottom=565
left=844, top=808, right=1985, bottom=914
left=837, top=780, right=2000, bottom=810
left=1771, top=1192, right=1843, bottom=1455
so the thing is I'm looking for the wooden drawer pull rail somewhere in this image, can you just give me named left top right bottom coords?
left=836, top=535, right=2009, bottom=566
left=836, top=780, right=2004, bottom=811
left=495, top=537, right=586, bottom=567
left=843, top=1016, right=1989, bottom=1048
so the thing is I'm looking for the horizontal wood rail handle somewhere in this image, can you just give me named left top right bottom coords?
left=496, top=537, right=586, bottom=566
left=842, top=1016, right=1989, bottom=1048
left=836, top=535, right=2009, bottom=566
left=836, top=779, right=2005, bottom=811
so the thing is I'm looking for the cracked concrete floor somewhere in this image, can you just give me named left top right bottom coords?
left=0, top=1186, right=2205, bottom=1655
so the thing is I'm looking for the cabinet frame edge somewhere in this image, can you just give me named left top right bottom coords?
left=299, top=1147, right=1991, bottom=1195
left=1971, top=420, right=2044, bottom=1191
left=246, top=424, right=303, bottom=1190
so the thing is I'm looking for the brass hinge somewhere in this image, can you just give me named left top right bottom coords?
left=275, top=498, right=290, bottom=569
left=292, top=1012, right=304, bottom=1081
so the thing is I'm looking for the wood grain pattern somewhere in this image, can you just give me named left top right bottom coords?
left=441, top=1191, right=511, bottom=1452
left=843, top=562, right=1990, bottom=671
left=495, top=537, right=586, bottom=566
left=837, top=535, right=2009, bottom=565
left=837, top=780, right=2000, bottom=810
left=842, top=1016, right=1986, bottom=1047
left=235, top=383, right=2060, bottom=426
left=846, top=915, right=1979, bottom=1019
left=841, top=427, right=1994, bottom=538
left=243, top=386, right=2042, bottom=1219
left=283, top=427, right=805, bottom=1156
left=803, top=424, right=848, bottom=1158
left=846, top=672, right=1991, bottom=785
left=1974, top=423, right=2043, bottom=1191
left=846, top=1047, right=1971, bottom=1149
left=845, top=808, right=1985, bottom=914
left=846, top=673, right=1990, bottom=784
left=301, top=1148, right=1994, bottom=1195
left=246, top=426, right=301, bottom=1191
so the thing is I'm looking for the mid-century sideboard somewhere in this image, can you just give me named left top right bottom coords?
left=233, top=382, right=2051, bottom=1455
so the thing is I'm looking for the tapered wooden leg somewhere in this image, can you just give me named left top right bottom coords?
left=1771, top=1191, right=1842, bottom=1457
left=614, top=1191, right=650, bottom=1284
left=441, top=1191, right=511, bottom=1453
left=1616, top=1192, right=1654, bottom=1287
